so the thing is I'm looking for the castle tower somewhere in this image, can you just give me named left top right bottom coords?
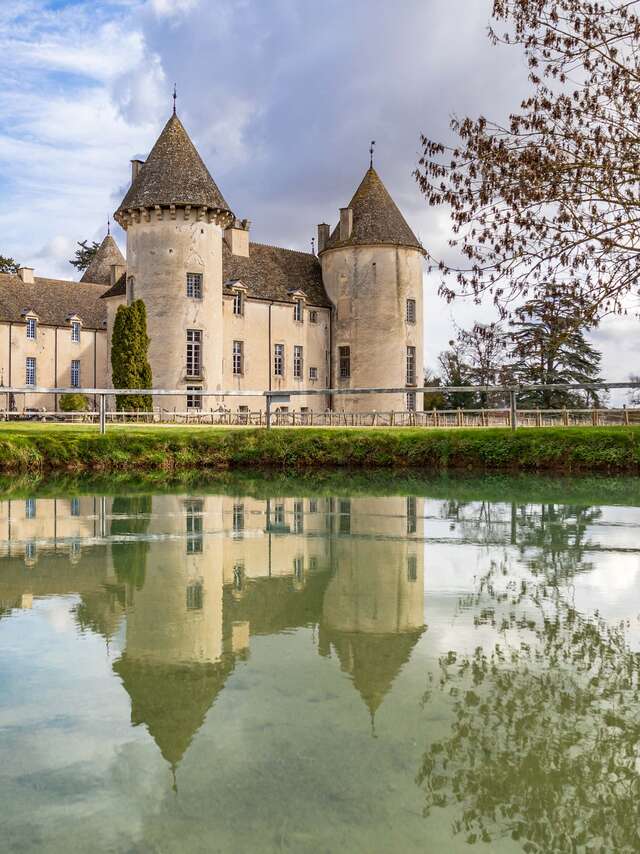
left=318, top=167, right=425, bottom=413
left=114, top=113, right=234, bottom=407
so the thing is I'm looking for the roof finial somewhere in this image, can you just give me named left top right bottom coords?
left=173, top=83, right=177, bottom=115
left=311, top=236, right=315, bottom=256
left=107, top=217, right=110, bottom=236
left=369, top=140, right=376, bottom=169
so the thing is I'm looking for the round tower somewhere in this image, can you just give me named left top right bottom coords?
left=114, top=112, right=234, bottom=409
left=318, top=166, right=425, bottom=414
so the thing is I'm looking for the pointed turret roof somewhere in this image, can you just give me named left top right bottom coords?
left=114, top=114, right=233, bottom=226
left=80, top=234, right=125, bottom=285
left=323, top=166, right=423, bottom=253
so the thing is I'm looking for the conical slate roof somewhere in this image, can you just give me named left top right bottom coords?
left=114, top=114, right=233, bottom=225
left=113, top=654, right=235, bottom=768
left=80, top=234, right=125, bottom=285
left=323, top=166, right=423, bottom=253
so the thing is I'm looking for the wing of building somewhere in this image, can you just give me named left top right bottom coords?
left=0, top=110, right=424, bottom=415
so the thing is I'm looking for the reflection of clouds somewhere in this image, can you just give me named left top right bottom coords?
left=41, top=596, right=79, bottom=635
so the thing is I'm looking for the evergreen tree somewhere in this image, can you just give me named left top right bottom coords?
left=69, top=240, right=100, bottom=272
left=111, top=300, right=153, bottom=411
left=0, top=256, right=19, bottom=274
left=509, top=295, right=604, bottom=408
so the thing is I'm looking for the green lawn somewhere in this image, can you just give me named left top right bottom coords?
left=0, top=424, right=638, bottom=474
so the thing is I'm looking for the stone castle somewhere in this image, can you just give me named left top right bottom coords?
left=0, top=109, right=424, bottom=414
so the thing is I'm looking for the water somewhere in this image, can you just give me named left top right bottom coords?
left=1, top=474, right=639, bottom=853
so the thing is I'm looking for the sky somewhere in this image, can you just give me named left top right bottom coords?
left=0, top=0, right=634, bottom=396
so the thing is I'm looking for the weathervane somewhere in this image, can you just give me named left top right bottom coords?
left=173, top=83, right=177, bottom=115
left=107, top=217, right=110, bottom=236
left=369, top=140, right=376, bottom=168
left=311, top=236, right=315, bottom=256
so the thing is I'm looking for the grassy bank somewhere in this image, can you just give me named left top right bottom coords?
left=0, top=424, right=638, bottom=474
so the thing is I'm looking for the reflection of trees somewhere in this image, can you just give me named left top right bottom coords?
left=110, top=495, right=152, bottom=594
left=418, top=559, right=640, bottom=852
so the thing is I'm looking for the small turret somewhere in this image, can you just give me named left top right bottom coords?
left=318, top=165, right=425, bottom=413
left=80, top=233, right=126, bottom=285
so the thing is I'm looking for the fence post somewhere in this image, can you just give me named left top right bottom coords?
left=99, top=393, right=106, bottom=435
left=265, top=394, right=272, bottom=429
left=509, top=390, right=517, bottom=431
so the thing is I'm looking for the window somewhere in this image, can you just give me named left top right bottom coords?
left=25, top=498, right=36, bottom=519
left=26, top=317, right=37, bottom=340
left=25, top=541, right=37, bottom=562
left=294, top=299, right=304, bottom=322
left=406, top=298, right=416, bottom=324
left=186, top=329, right=202, bottom=377
left=339, top=346, right=350, bottom=379
left=293, top=500, right=304, bottom=534
left=70, top=497, right=80, bottom=517
left=407, top=392, right=417, bottom=412
left=186, top=272, right=203, bottom=299
left=309, top=310, right=318, bottom=324
left=406, top=346, right=417, bottom=385
left=25, top=357, right=36, bottom=386
left=187, top=386, right=202, bottom=409
left=309, top=366, right=318, bottom=381
left=186, top=499, right=203, bottom=554
left=407, top=554, right=418, bottom=582
left=233, top=562, right=245, bottom=592
left=274, top=502, right=285, bottom=526
left=339, top=498, right=351, bottom=534
left=233, top=502, right=245, bottom=535
left=309, top=499, right=318, bottom=514
left=274, top=343, right=284, bottom=376
left=232, top=290, right=244, bottom=316
left=293, top=345, right=303, bottom=379
left=186, top=581, right=203, bottom=609
left=71, top=321, right=81, bottom=343
left=70, top=540, right=81, bottom=562
left=233, top=340, right=244, bottom=376
left=294, top=555, right=304, bottom=581
left=407, top=496, right=417, bottom=535
left=71, top=359, right=80, bottom=388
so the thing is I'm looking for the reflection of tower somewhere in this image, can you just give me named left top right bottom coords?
left=112, top=495, right=236, bottom=778
left=319, top=496, right=425, bottom=724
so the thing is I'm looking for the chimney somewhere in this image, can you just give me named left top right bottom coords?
left=339, top=207, right=353, bottom=241
left=110, top=263, right=126, bottom=287
left=224, top=218, right=250, bottom=258
left=317, top=223, right=330, bottom=253
left=131, top=159, right=144, bottom=184
left=18, top=267, right=35, bottom=284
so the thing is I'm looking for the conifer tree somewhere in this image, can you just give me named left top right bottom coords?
left=69, top=240, right=100, bottom=272
left=0, top=256, right=19, bottom=274
left=509, top=295, right=603, bottom=408
left=111, top=300, right=153, bottom=411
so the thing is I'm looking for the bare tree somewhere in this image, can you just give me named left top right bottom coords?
left=416, top=0, right=640, bottom=322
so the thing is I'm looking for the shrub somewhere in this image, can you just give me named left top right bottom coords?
left=59, top=393, right=89, bottom=412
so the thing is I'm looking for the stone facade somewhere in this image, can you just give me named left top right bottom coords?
left=0, top=111, right=424, bottom=414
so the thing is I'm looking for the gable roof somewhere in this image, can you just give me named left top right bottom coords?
left=100, top=272, right=127, bottom=300
left=80, top=234, right=125, bottom=285
left=114, top=114, right=232, bottom=225
left=223, top=242, right=330, bottom=307
left=323, top=166, right=423, bottom=253
left=0, top=274, right=108, bottom=329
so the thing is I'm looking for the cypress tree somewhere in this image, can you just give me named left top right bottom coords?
left=111, top=299, right=153, bottom=411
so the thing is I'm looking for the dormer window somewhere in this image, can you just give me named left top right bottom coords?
left=71, top=321, right=81, bottom=343
left=233, top=290, right=244, bottom=316
left=187, top=272, right=203, bottom=300
left=294, top=299, right=304, bottom=323
left=26, top=317, right=37, bottom=340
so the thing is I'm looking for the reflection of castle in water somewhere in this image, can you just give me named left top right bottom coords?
left=0, top=492, right=425, bottom=772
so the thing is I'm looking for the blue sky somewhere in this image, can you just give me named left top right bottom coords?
left=0, top=0, right=634, bottom=384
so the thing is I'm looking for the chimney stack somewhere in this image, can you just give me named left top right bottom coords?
left=339, top=207, right=353, bottom=241
left=317, top=223, right=330, bottom=253
left=18, top=267, right=35, bottom=284
left=110, top=263, right=126, bottom=287
left=131, top=159, right=144, bottom=185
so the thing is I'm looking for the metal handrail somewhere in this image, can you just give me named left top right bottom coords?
left=1, top=381, right=638, bottom=433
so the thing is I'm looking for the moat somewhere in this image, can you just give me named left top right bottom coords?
left=1, top=474, right=639, bottom=853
